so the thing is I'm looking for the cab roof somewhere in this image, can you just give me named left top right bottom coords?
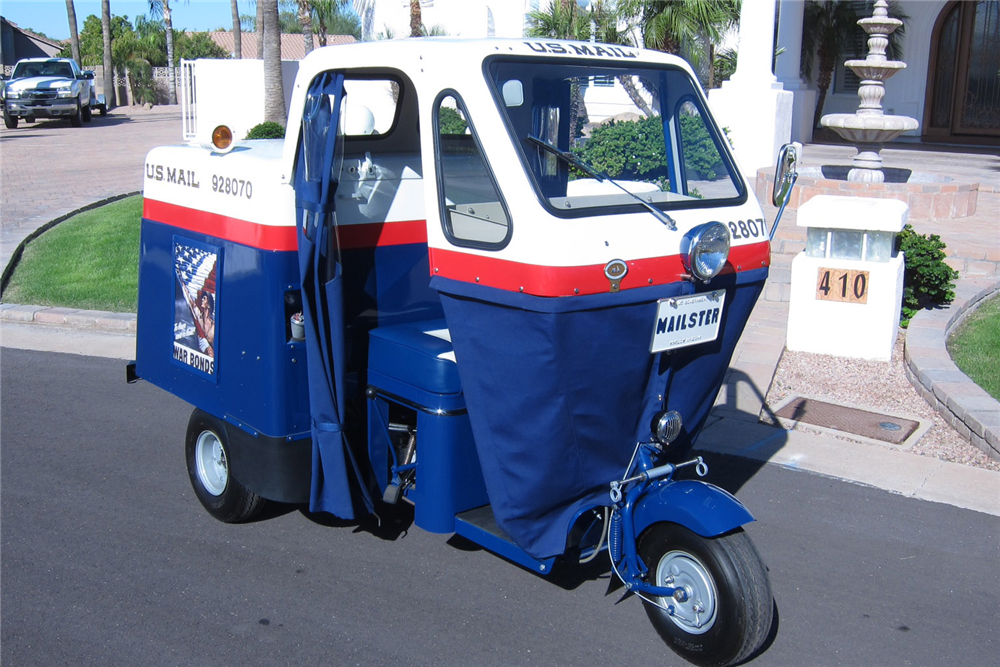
left=279, top=37, right=696, bottom=181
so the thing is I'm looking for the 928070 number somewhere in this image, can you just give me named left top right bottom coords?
left=212, top=175, right=253, bottom=199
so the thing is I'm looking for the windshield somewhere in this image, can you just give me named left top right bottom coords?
left=12, top=62, right=73, bottom=79
left=487, top=59, right=742, bottom=213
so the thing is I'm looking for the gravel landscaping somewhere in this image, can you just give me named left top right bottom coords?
left=764, top=333, right=1000, bottom=472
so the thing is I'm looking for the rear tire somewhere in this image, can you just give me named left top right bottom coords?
left=638, top=523, right=773, bottom=667
left=185, top=409, right=268, bottom=523
left=82, top=103, right=92, bottom=122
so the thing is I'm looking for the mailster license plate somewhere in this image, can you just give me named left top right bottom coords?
left=650, top=289, right=727, bottom=353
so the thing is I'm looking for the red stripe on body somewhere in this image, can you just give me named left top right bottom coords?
left=142, top=198, right=427, bottom=251
left=429, top=241, right=770, bottom=297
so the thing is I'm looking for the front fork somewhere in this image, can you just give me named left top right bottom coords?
left=607, top=443, right=708, bottom=602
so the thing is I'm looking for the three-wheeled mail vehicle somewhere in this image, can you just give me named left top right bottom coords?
left=131, top=38, right=799, bottom=667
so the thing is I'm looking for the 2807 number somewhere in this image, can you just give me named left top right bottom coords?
left=727, top=218, right=766, bottom=240
left=212, top=175, right=253, bottom=199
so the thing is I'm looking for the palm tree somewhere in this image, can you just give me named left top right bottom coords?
left=311, top=0, right=331, bottom=44
left=801, top=0, right=908, bottom=130
left=261, top=0, right=286, bottom=124
left=66, top=1, right=81, bottom=64
left=526, top=0, right=588, bottom=41
left=298, top=0, right=314, bottom=55
left=116, top=16, right=163, bottom=104
left=257, top=0, right=265, bottom=58
left=801, top=1, right=859, bottom=130
left=148, top=0, right=182, bottom=104
left=617, top=0, right=739, bottom=79
left=354, top=0, right=374, bottom=40
left=231, top=0, right=242, bottom=58
left=526, top=0, right=595, bottom=138
left=409, top=0, right=421, bottom=37
left=101, top=0, right=114, bottom=108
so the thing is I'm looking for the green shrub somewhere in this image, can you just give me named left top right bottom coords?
left=245, top=122, right=285, bottom=140
left=574, top=115, right=667, bottom=181
left=678, top=113, right=724, bottom=180
left=898, top=224, right=959, bottom=327
left=438, top=107, right=468, bottom=135
left=573, top=114, right=725, bottom=184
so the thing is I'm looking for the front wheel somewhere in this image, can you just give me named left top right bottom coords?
left=638, top=523, right=773, bottom=667
left=70, top=101, right=82, bottom=127
left=3, top=111, right=16, bottom=129
left=185, top=409, right=267, bottom=523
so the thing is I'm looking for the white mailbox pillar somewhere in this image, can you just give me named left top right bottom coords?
left=786, top=196, right=908, bottom=361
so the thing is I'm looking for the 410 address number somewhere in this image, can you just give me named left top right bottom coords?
left=816, top=267, right=869, bottom=304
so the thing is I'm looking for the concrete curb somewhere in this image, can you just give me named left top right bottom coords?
left=904, top=278, right=1000, bottom=461
left=697, top=417, right=1000, bottom=517
left=1, top=303, right=137, bottom=332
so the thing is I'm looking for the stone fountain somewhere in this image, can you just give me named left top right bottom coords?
left=820, top=0, right=919, bottom=182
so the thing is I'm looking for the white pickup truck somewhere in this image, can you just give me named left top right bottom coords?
left=3, top=57, right=105, bottom=129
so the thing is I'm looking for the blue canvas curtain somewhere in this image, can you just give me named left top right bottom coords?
left=295, top=71, right=374, bottom=519
left=434, top=271, right=765, bottom=559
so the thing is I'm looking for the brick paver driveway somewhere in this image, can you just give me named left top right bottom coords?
left=0, top=106, right=182, bottom=272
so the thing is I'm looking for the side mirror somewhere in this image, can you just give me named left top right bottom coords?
left=768, top=142, right=801, bottom=241
left=82, top=71, right=95, bottom=80
left=772, top=142, right=800, bottom=208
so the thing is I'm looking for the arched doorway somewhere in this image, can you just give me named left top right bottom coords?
left=923, top=0, right=1000, bottom=142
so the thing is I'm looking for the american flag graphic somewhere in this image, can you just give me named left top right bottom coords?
left=174, top=243, right=218, bottom=353
left=175, top=244, right=217, bottom=306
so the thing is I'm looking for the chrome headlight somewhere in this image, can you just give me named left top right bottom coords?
left=651, top=410, right=683, bottom=445
left=6, top=89, right=21, bottom=100
left=682, top=221, right=731, bottom=283
left=57, top=89, right=75, bottom=98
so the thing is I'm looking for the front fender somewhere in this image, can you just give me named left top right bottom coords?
left=633, top=479, right=754, bottom=538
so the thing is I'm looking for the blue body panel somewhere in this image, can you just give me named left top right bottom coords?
left=135, top=218, right=311, bottom=438
left=136, top=217, right=441, bottom=438
left=632, top=479, right=755, bottom=538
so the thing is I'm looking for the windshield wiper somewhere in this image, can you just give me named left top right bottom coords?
left=526, top=135, right=676, bottom=231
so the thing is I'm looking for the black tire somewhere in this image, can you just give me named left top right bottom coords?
left=638, top=523, right=773, bottom=667
left=185, top=409, right=268, bottom=523
left=82, top=103, right=92, bottom=122
left=99, top=104, right=107, bottom=116
left=3, top=111, right=16, bottom=129
left=70, top=101, right=83, bottom=127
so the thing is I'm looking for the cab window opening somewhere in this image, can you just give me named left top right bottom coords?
left=487, top=58, right=744, bottom=215
left=433, top=91, right=512, bottom=250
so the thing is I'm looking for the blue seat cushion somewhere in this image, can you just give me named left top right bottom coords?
left=368, top=319, right=462, bottom=397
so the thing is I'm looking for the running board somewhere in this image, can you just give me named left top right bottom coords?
left=454, top=505, right=555, bottom=575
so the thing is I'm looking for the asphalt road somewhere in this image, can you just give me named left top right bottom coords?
left=2, top=348, right=998, bottom=666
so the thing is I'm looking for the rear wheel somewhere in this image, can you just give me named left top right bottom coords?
left=638, top=523, right=773, bottom=667
left=185, top=410, right=267, bottom=523
left=82, top=103, right=92, bottom=121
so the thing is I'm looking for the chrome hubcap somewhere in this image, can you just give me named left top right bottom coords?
left=656, top=551, right=718, bottom=633
left=195, top=431, right=228, bottom=496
